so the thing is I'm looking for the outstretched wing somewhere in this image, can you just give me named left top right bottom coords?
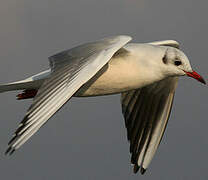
left=6, top=35, right=132, bottom=154
left=121, top=77, right=178, bottom=174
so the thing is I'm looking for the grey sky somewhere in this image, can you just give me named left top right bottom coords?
left=0, top=0, right=207, bottom=179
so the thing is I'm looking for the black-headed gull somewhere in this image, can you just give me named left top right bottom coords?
left=0, top=35, right=205, bottom=174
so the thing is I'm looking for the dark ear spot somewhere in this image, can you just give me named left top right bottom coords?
left=162, top=54, right=168, bottom=64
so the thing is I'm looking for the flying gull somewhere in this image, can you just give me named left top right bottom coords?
left=0, top=35, right=205, bottom=174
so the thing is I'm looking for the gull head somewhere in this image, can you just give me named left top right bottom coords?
left=162, top=47, right=206, bottom=84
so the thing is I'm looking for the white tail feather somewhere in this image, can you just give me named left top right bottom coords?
left=0, top=69, right=50, bottom=93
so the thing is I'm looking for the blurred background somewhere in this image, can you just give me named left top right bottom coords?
left=0, top=0, right=207, bottom=179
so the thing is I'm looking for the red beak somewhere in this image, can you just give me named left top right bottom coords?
left=185, top=71, right=206, bottom=84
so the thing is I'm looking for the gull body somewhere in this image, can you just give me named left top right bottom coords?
left=0, top=36, right=205, bottom=175
left=0, top=44, right=169, bottom=96
left=0, top=43, right=190, bottom=96
left=77, top=44, right=167, bottom=96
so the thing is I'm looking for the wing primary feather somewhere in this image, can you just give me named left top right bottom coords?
left=26, top=69, right=70, bottom=113
left=133, top=164, right=140, bottom=173
left=27, top=77, right=70, bottom=119
left=131, top=92, right=156, bottom=165
left=126, top=91, right=143, bottom=142
left=141, top=93, right=174, bottom=169
left=27, top=62, right=88, bottom=119
left=122, top=90, right=135, bottom=118
left=139, top=94, right=166, bottom=169
left=7, top=58, right=95, bottom=152
left=121, top=91, right=131, bottom=107
left=121, top=92, right=134, bottom=126
left=18, top=78, right=68, bottom=125
left=134, top=92, right=157, bottom=166
left=7, top=86, right=73, bottom=152
left=129, top=89, right=150, bottom=148
left=140, top=167, right=146, bottom=175
left=130, top=91, right=150, bottom=163
left=124, top=91, right=139, bottom=125
left=10, top=79, right=69, bottom=141
left=158, top=93, right=175, bottom=145
left=126, top=90, right=141, bottom=123
left=126, top=91, right=141, bottom=140
left=7, top=86, right=68, bottom=148
left=28, top=63, right=82, bottom=111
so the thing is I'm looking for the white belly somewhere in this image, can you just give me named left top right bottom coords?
left=75, top=54, right=157, bottom=97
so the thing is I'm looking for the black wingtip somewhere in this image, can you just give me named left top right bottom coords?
left=131, top=153, right=137, bottom=164
left=5, top=146, right=15, bottom=156
left=8, top=136, right=16, bottom=146
left=133, top=164, right=140, bottom=173
left=9, top=149, right=15, bottom=155
left=5, top=146, right=12, bottom=155
left=140, top=167, right=146, bottom=175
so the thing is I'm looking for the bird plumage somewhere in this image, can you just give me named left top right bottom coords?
left=0, top=35, right=205, bottom=175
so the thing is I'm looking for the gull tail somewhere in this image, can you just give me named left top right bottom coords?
left=0, top=69, right=51, bottom=99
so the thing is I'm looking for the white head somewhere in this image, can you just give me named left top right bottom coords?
left=160, top=46, right=205, bottom=84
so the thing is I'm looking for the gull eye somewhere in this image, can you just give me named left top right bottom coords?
left=174, top=60, right=182, bottom=66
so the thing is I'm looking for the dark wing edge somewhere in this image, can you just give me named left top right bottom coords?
left=121, top=77, right=178, bottom=174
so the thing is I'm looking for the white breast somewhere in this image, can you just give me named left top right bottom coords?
left=75, top=46, right=164, bottom=97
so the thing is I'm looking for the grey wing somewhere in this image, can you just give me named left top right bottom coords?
left=148, top=40, right=180, bottom=49
left=121, top=77, right=178, bottom=174
left=6, top=35, right=132, bottom=154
